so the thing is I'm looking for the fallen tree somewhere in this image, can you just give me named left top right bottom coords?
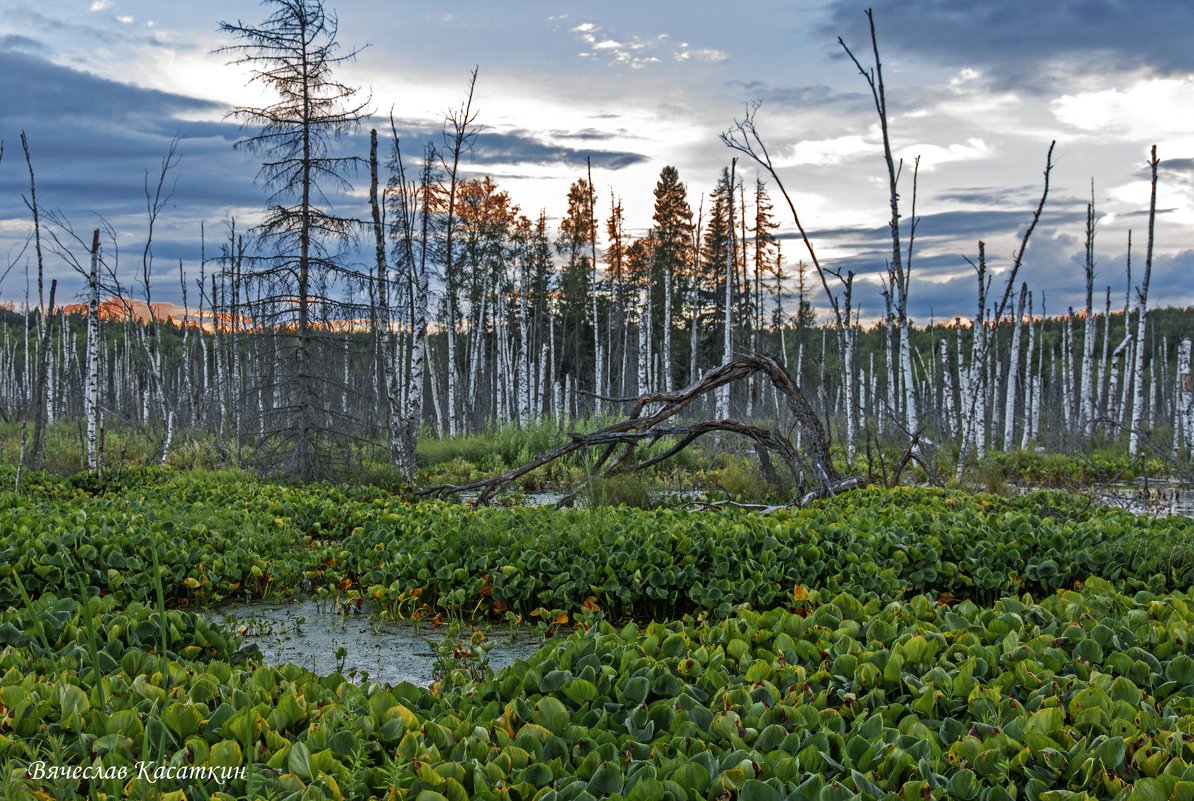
left=419, top=354, right=863, bottom=506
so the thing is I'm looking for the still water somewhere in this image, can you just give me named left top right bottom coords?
left=211, top=598, right=543, bottom=687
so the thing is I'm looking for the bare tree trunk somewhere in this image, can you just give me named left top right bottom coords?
left=427, top=341, right=444, bottom=438
left=84, top=229, right=101, bottom=473
left=940, top=337, right=955, bottom=439
left=1020, top=293, right=1036, bottom=449
left=662, top=255, right=672, bottom=395
left=1002, top=283, right=1026, bottom=450
left=1098, top=286, right=1111, bottom=422
left=1176, top=338, right=1192, bottom=455
left=28, top=280, right=56, bottom=468
left=399, top=152, right=433, bottom=475
left=1081, top=190, right=1097, bottom=437
left=1062, top=310, right=1074, bottom=432
left=517, top=248, right=531, bottom=427
left=957, top=244, right=987, bottom=479
left=637, top=288, right=650, bottom=397
left=840, top=13, right=916, bottom=436
left=1129, top=147, right=1160, bottom=457
left=718, top=159, right=736, bottom=420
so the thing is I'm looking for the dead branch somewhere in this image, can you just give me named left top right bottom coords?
left=419, top=354, right=856, bottom=506
left=889, top=430, right=945, bottom=488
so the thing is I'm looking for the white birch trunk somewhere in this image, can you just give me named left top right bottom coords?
left=637, top=288, right=650, bottom=397
left=517, top=263, right=530, bottom=426
left=1062, top=313, right=1074, bottom=431
left=401, top=247, right=430, bottom=472
left=84, top=230, right=100, bottom=472
left=446, top=310, right=458, bottom=437
left=717, top=224, right=733, bottom=421
left=1130, top=149, right=1159, bottom=456
left=662, top=260, right=672, bottom=394
left=1002, top=285, right=1026, bottom=450
left=940, top=338, right=955, bottom=439
left=1177, top=338, right=1192, bottom=453
left=1099, top=288, right=1111, bottom=421
left=427, top=342, right=444, bottom=438
left=901, top=322, right=917, bottom=434
left=1108, top=335, right=1131, bottom=432
left=1021, top=298, right=1036, bottom=449
left=1081, top=302, right=1095, bottom=437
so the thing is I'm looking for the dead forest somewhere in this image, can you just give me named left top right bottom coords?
left=0, top=5, right=1187, bottom=488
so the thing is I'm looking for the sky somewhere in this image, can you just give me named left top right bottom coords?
left=0, top=0, right=1191, bottom=323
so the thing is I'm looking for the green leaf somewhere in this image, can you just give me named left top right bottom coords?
left=533, top=696, right=570, bottom=736
left=564, top=679, right=599, bottom=705
left=1166, top=654, right=1194, bottom=685
left=209, top=740, right=243, bottom=769
left=1026, top=706, right=1064, bottom=737
left=1130, top=777, right=1170, bottom=801
left=162, top=702, right=203, bottom=739
left=287, top=741, right=312, bottom=780
left=671, top=762, right=711, bottom=794
left=620, top=676, right=649, bottom=705
left=59, top=684, right=90, bottom=718
left=1095, top=737, right=1126, bottom=770
left=589, top=763, right=624, bottom=795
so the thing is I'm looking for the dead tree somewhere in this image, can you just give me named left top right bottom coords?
left=420, top=354, right=856, bottom=506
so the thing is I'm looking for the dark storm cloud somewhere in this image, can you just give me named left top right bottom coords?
left=778, top=200, right=1099, bottom=320
left=1161, top=158, right=1194, bottom=173
left=546, top=128, right=627, bottom=142
left=0, top=34, right=47, bottom=54
left=0, top=46, right=254, bottom=212
left=471, top=131, right=647, bottom=170
left=0, top=46, right=261, bottom=296
left=363, top=119, right=648, bottom=171
left=934, top=186, right=1052, bottom=208
left=0, top=48, right=219, bottom=126
left=1119, top=208, right=1182, bottom=220
left=787, top=204, right=1088, bottom=260
left=824, top=0, right=1194, bottom=91
left=728, top=80, right=870, bottom=112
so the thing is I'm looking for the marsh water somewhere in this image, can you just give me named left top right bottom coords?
left=1008, top=478, right=1194, bottom=518
left=212, top=598, right=543, bottom=688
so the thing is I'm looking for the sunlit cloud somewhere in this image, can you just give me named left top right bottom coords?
left=88, top=0, right=112, bottom=11
left=785, top=133, right=874, bottom=166
left=899, top=138, right=992, bottom=171
left=1051, top=76, right=1194, bottom=148
left=567, top=21, right=723, bottom=70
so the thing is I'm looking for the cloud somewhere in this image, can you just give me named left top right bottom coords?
left=363, top=118, right=650, bottom=172
left=0, top=34, right=47, bottom=55
left=934, top=185, right=1049, bottom=208
left=675, top=46, right=728, bottom=64
left=824, top=0, right=1194, bottom=91
left=899, top=138, right=992, bottom=171
left=88, top=0, right=111, bottom=11
left=785, top=133, right=874, bottom=167
left=0, top=47, right=260, bottom=296
left=729, top=80, right=865, bottom=111
left=466, top=131, right=648, bottom=170
left=773, top=199, right=1096, bottom=320
left=1051, top=77, right=1194, bottom=144
left=566, top=19, right=725, bottom=70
